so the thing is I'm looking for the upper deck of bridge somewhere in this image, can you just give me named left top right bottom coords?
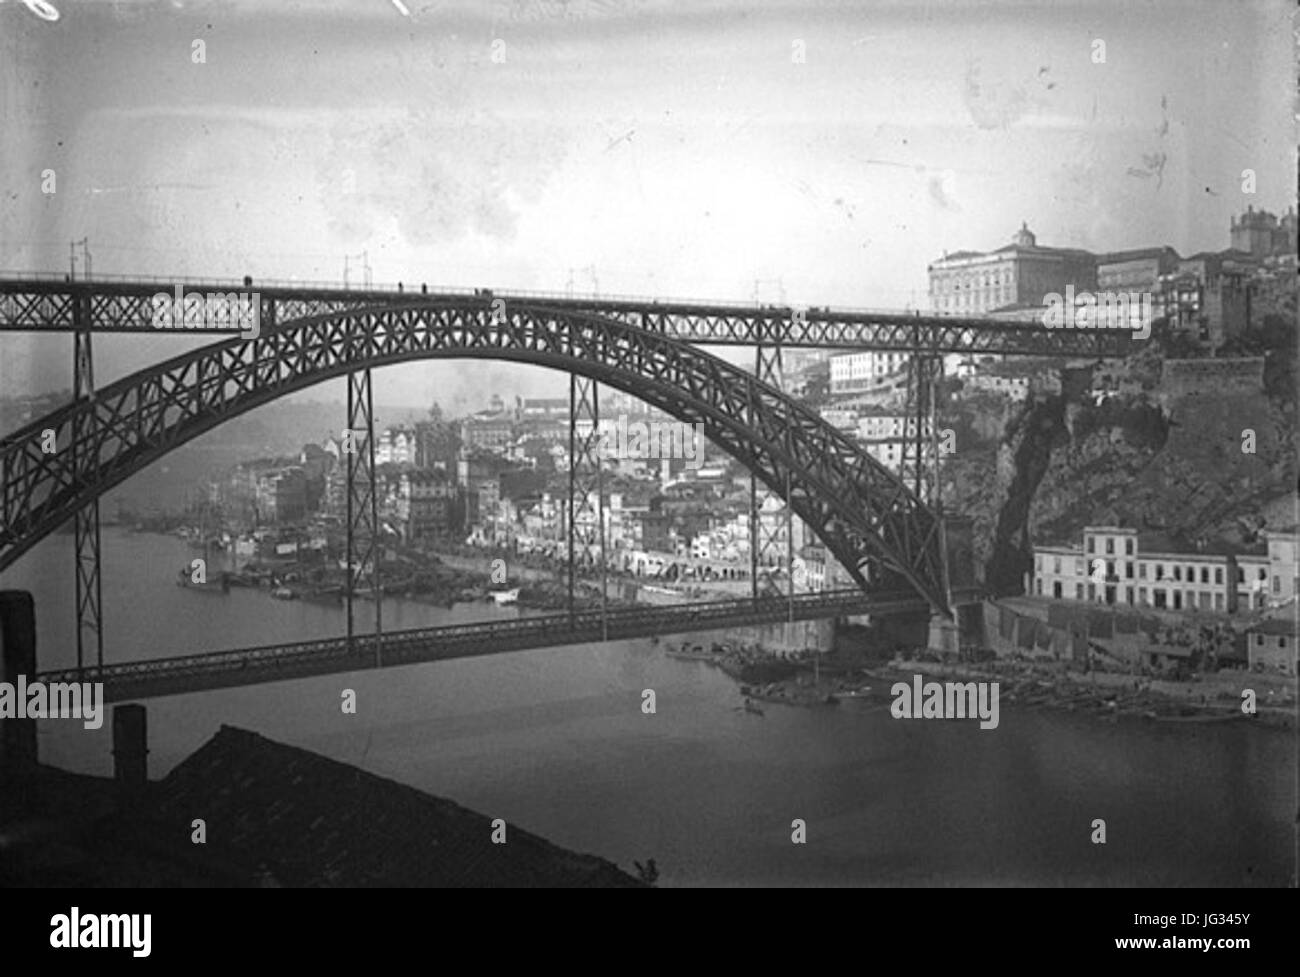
left=0, top=271, right=1131, bottom=355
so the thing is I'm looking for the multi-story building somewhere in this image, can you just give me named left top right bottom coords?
left=375, top=426, right=417, bottom=466
left=1264, top=529, right=1299, bottom=604
left=853, top=409, right=932, bottom=474
left=456, top=452, right=505, bottom=531
left=1153, top=251, right=1252, bottom=349
left=797, top=543, right=853, bottom=592
left=516, top=415, right=569, bottom=444
left=1230, top=205, right=1298, bottom=259
left=928, top=223, right=1097, bottom=316
left=396, top=469, right=455, bottom=541
left=1245, top=618, right=1298, bottom=675
left=830, top=351, right=910, bottom=395
left=818, top=406, right=859, bottom=430
left=960, top=359, right=1062, bottom=401
left=460, top=410, right=515, bottom=453
left=254, top=467, right=307, bottom=524
left=520, top=397, right=570, bottom=418
left=1095, top=246, right=1181, bottom=293
left=1026, top=526, right=1294, bottom=615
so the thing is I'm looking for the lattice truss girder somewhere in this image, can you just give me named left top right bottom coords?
left=2, top=282, right=1131, bottom=357
left=0, top=300, right=952, bottom=611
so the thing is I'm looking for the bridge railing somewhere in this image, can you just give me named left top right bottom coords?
left=36, top=588, right=915, bottom=689
left=0, top=270, right=1017, bottom=325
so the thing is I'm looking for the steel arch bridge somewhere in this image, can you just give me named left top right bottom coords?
left=0, top=298, right=951, bottom=612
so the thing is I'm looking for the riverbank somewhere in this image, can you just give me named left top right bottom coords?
left=159, top=531, right=617, bottom=614
left=660, top=636, right=1295, bottom=728
left=882, top=657, right=1296, bottom=728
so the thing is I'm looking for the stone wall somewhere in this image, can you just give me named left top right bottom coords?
left=1160, top=357, right=1264, bottom=400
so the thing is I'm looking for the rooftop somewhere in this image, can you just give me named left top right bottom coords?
left=1097, top=247, right=1180, bottom=265
left=148, top=726, right=643, bottom=887
left=1247, top=618, right=1300, bottom=637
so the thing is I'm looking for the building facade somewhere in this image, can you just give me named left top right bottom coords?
left=830, top=351, right=910, bottom=394
left=928, top=223, right=1097, bottom=316
left=1027, top=526, right=1291, bottom=615
left=1230, top=205, right=1298, bottom=259
left=1245, top=619, right=1298, bottom=675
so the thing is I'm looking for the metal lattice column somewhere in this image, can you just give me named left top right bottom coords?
left=345, top=369, right=382, bottom=662
left=902, top=349, right=953, bottom=608
left=902, top=352, right=943, bottom=507
left=567, top=375, right=606, bottom=628
left=72, top=294, right=103, bottom=672
left=750, top=343, right=790, bottom=599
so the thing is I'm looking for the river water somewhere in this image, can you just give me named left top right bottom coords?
left=7, top=527, right=1294, bottom=886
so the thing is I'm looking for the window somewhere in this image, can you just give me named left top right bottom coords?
left=1274, top=576, right=1281, bottom=594
left=1237, top=567, right=1245, bottom=584
left=1087, top=584, right=1095, bottom=600
left=1087, top=537, right=1095, bottom=554
left=1255, top=634, right=1263, bottom=646
left=1125, top=538, right=1134, bottom=555
left=1036, top=579, right=1043, bottom=595
left=1200, top=567, right=1209, bottom=584
left=1215, top=567, right=1223, bottom=585
left=1215, top=593, right=1224, bottom=611
left=1174, top=566, right=1182, bottom=582
left=1053, top=557, right=1061, bottom=575
left=1107, top=561, right=1115, bottom=579
left=1074, top=559, right=1084, bottom=575
left=1156, top=565, right=1164, bottom=580
left=1105, top=538, right=1114, bottom=555
left=1125, top=562, right=1134, bottom=579
left=1125, top=587, right=1134, bottom=605
left=1036, top=555, right=1042, bottom=572
left=1281, top=637, right=1288, bottom=649
left=1075, top=583, right=1084, bottom=599
left=1138, top=563, right=1147, bottom=579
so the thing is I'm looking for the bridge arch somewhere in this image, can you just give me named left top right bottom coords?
left=0, top=300, right=948, bottom=610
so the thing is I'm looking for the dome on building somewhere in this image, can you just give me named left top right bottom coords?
left=1012, top=222, right=1037, bottom=248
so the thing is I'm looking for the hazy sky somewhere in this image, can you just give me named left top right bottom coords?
left=1, top=0, right=1294, bottom=409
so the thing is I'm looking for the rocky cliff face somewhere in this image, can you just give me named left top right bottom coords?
left=938, top=310, right=1297, bottom=596
left=945, top=395, right=1070, bottom=596
left=945, top=384, right=1294, bottom=597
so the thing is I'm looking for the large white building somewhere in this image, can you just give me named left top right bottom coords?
left=928, top=223, right=1097, bottom=316
left=1027, top=526, right=1297, bottom=615
left=830, top=351, right=910, bottom=395
left=853, top=409, right=932, bottom=474
left=375, top=427, right=417, bottom=466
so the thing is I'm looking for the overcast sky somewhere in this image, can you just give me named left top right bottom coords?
left=1, top=0, right=1293, bottom=410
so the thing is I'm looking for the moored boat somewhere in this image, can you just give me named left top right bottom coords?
left=666, top=643, right=715, bottom=661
